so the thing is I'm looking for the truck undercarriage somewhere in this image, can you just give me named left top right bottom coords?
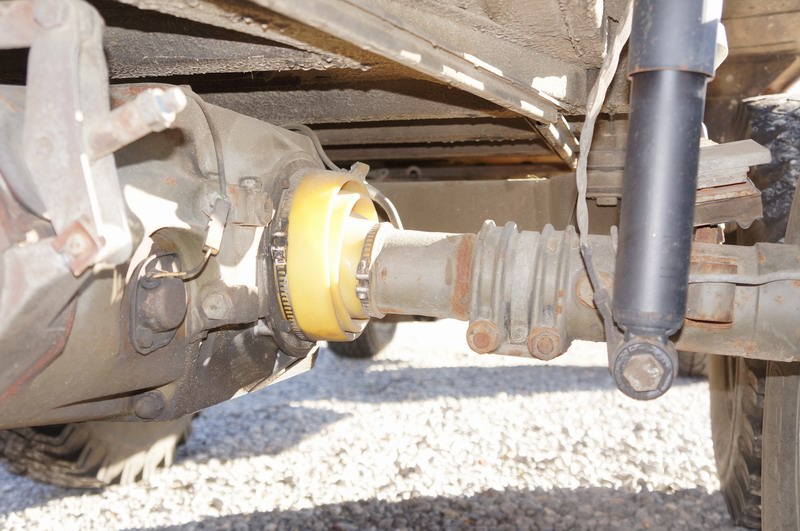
left=0, top=0, right=799, bottom=527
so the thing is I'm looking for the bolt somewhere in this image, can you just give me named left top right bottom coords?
left=577, top=272, right=613, bottom=310
left=202, top=291, right=232, bottom=320
left=612, top=338, right=676, bottom=400
left=133, top=391, right=165, bottom=420
left=240, top=177, right=258, bottom=190
left=33, top=0, right=68, bottom=29
left=466, top=320, right=499, bottom=354
left=527, top=328, right=562, bottom=360
left=152, top=87, right=187, bottom=120
left=64, top=233, right=89, bottom=257
left=511, top=328, right=526, bottom=343
left=623, top=353, right=665, bottom=393
left=536, top=335, right=555, bottom=355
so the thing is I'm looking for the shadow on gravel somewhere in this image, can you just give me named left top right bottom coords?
left=0, top=405, right=349, bottom=516
left=171, top=352, right=704, bottom=467
left=176, top=405, right=349, bottom=466
left=0, top=477, right=87, bottom=519
left=0, top=348, right=709, bottom=516
left=259, top=349, right=700, bottom=404
left=140, top=486, right=736, bottom=531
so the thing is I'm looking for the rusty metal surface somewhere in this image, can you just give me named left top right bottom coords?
left=368, top=229, right=474, bottom=320
left=694, top=180, right=764, bottom=228
left=685, top=259, right=737, bottom=324
left=362, top=219, right=800, bottom=364
left=466, top=320, right=499, bottom=355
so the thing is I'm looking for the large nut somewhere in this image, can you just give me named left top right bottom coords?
left=623, top=353, right=665, bottom=393
left=466, top=320, right=499, bottom=354
left=612, top=338, right=677, bottom=400
left=527, top=327, right=562, bottom=361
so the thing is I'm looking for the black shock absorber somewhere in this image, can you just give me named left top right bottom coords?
left=611, top=0, right=722, bottom=399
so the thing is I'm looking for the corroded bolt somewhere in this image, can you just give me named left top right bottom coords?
left=611, top=338, right=676, bottom=400
left=133, top=391, right=165, bottom=420
left=466, top=320, right=499, bottom=354
left=536, top=336, right=555, bottom=355
left=527, top=328, right=562, bottom=361
left=202, top=291, right=232, bottom=320
left=623, top=353, right=665, bottom=393
left=64, top=232, right=89, bottom=257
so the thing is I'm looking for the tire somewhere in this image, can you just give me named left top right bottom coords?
left=709, top=355, right=766, bottom=529
left=709, top=94, right=800, bottom=530
left=0, top=416, right=194, bottom=488
left=762, top=361, right=800, bottom=529
left=735, top=95, right=800, bottom=245
left=328, top=320, right=397, bottom=359
left=677, top=351, right=708, bottom=377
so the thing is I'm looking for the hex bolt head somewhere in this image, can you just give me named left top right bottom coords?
left=527, top=328, right=562, bottom=361
left=202, top=291, right=232, bottom=321
left=133, top=391, right=166, bottom=420
left=466, top=320, right=499, bottom=354
left=612, top=338, right=677, bottom=400
left=65, top=232, right=89, bottom=257
left=623, top=353, right=665, bottom=392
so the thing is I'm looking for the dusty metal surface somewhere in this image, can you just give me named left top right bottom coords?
left=0, top=0, right=633, bottom=173
left=4, top=0, right=630, bottom=170
left=359, top=221, right=800, bottom=365
left=0, top=0, right=797, bottom=426
left=199, top=78, right=519, bottom=125
left=367, top=230, right=475, bottom=320
left=327, top=140, right=559, bottom=164
left=0, top=83, right=323, bottom=427
left=586, top=138, right=770, bottom=228
left=372, top=176, right=581, bottom=234
left=245, top=0, right=586, bottom=167
left=2, top=0, right=133, bottom=274
left=312, top=119, right=540, bottom=146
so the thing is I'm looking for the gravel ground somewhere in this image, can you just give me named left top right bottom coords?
left=0, top=319, right=744, bottom=530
